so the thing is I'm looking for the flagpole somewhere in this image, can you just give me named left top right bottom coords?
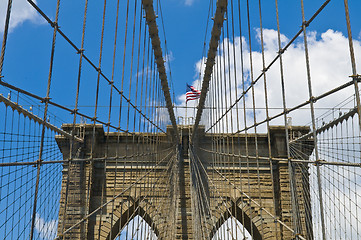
left=185, top=101, right=188, bottom=126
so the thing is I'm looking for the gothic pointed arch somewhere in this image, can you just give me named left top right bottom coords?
left=209, top=201, right=262, bottom=240
left=104, top=199, right=162, bottom=240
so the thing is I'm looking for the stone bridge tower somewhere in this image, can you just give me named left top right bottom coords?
left=55, top=124, right=314, bottom=239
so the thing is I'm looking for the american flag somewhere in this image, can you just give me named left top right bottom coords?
left=186, top=84, right=201, bottom=102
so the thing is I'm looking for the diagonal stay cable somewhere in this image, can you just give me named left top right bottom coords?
left=0, top=94, right=83, bottom=143
left=290, top=107, right=358, bottom=143
left=209, top=78, right=359, bottom=143
left=192, top=0, right=228, bottom=137
left=189, top=146, right=241, bottom=239
left=22, top=0, right=165, bottom=134
left=55, top=148, right=175, bottom=239
left=199, top=147, right=361, bottom=167
left=113, top=153, right=176, bottom=239
left=0, top=146, right=175, bottom=167
left=194, top=147, right=307, bottom=240
left=142, top=0, right=179, bottom=143
left=0, top=80, right=167, bottom=137
left=205, top=0, right=331, bottom=133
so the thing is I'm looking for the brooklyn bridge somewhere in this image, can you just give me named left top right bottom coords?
left=0, top=0, right=360, bottom=239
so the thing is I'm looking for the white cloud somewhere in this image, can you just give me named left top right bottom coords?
left=176, top=29, right=361, bottom=133
left=0, top=0, right=41, bottom=33
left=212, top=217, right=252, bottom=239
left=164, top=51, right=175, bottom=72
left=118, top=216, right=157, bottom=240
left=309, top=158, right=361, bottom=239
left=178, top=28, right=361, bottom=239
left=184, top=0, right=195, bottom=6
left=35, top=213, right=58, bottom=240
left=164, top=51, right=175, bottom=63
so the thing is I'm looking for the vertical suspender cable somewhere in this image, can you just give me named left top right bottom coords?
left=30, top=1, right=61, bottom=239
left=300, top=1, right=326, bottom=239
left=142, top=0, right=179, bottom=143
left=0, top=0, right=12, bottom=78
left=274, top=0, right=302, bottom=238
left=258, top=0, right=280, bottom=237
left=60, top=0, right=89, bottom=236
left=193, top=0, right=228, bottom=137
left=343, top=0, right=361, bottom=129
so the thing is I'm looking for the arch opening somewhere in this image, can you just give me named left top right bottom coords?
left=114, top=215, right=158, bottom=240
left=105, top=201, right=160, bottom=240
left=212, top=217, right=252, bottom=240
left=209, top=203, right=262, bottom=240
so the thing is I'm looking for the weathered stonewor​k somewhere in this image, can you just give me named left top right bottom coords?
left=56, top=124, right=314, bottom=240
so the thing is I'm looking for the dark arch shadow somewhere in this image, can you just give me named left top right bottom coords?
left=209, top=201, right=262, bottom=240
left=105, top=199, right=160, bottom=240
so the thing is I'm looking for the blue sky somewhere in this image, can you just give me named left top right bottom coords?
left=158, top=0, right=361, bottom=96
left=1, top=0, right=361, bottom=239
left=1, top=0, right=361, bottom=114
